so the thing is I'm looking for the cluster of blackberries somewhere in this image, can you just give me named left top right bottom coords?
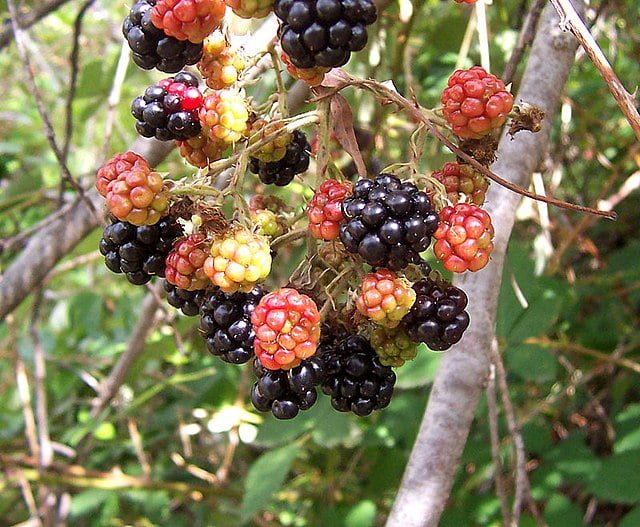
left=199, top=287, right=265, bottom=364
left=402, top=279, right=470, bottom=351
left=123, top=0, right=203, bottom=73
left=319, top=333, right=395, bottom=416
left=164, top=282, right=207, bottom=316
left=99, top=217, right=183, bottom=285
left=251, top=357, right=325, bottom=419
left=339, top=174, right=439, bottom=271
left=131, top=72, right=203, bottom=141
left=275, top=0, right=377, bottom=68
left=249, top=130, right=311, bottom=186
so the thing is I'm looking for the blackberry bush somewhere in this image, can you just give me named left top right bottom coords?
left=249, top=130, right=310, bottom=186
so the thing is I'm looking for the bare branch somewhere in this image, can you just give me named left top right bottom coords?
left=549, top=0, right=640, bottom=141
left=0, top=0, right=73, bottom=50
left=386, top=6, right=580, bottom=526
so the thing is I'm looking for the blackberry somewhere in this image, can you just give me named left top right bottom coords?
left=402, top=279, right=470, bottom=351
left=122, top=0, right=203, bottom=73
left=318, top=333, right=395, bottom=416
left=164, top=281, right=207, bottom=316
left=251, top=356, right=325, bottom=419
left=274, top=0, right=377, bottom=68
left=199, top=286, right=265, bottom=364
left=249, top=130, right=310, bottom=186
left=339, top=174, right=439, bottom=271
left=131, top=72, right=203, bottom=141
left=99, top=217, right=183, bottom=285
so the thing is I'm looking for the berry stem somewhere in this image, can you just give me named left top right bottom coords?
left=316, top=73, right=617, bottom=220
left=271, top=227, right=307, bottom=249
left=268, top=42, right=289, bottom=118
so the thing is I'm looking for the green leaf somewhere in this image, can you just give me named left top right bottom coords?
left=542, top=434, right=601, bottom=484
left=394, top=346, right=440, bottom=389
left=587, top=450, right=640, bottom=503
left=505, top=344, right=558, bottom=382
left=240, top=445, right=298, bottom=523
left=69, top=489, right=111, bottom=518
left=344, top=500, right=376, bottom=527
left=620, top=505, right=640, bottom=527
left=614, top=404, right=640, bottom=453
left=543, top=494, right=584, bottom=527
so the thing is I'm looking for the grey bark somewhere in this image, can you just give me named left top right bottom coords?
left=386, top=6, right=580, bottom=527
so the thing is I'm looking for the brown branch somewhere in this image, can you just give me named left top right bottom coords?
left=0, top=0, right=73, bottom=50
left=386, top=6, right=580, bottom=526
left=549, top=0, right=640, bottom=141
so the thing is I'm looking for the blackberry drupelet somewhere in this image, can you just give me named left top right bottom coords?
left=123, top=0, right=203, bottom=73
left=318, top=333, right=396, bottom=416
left=402, top=279, right=470, bottom=351
left=339, top=174, right=439, bottom=270
left=249, top=130, right=310, bottom=186
left=251, top=356, right=325, bottom=419
left=99, top=217, right=183, bottom=285
left=199, top=286, right=265, bottom=364
left=131, top=72, right=203, bottom=141
left=164, top=281, right=207, bottom=316
left=275, top=0, right=378, bottom=68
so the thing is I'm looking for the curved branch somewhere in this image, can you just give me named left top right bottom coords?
left=385, top=5, right=581, bottom=526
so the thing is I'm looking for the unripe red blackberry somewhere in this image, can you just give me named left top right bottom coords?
left=176, top=131, right=228, bottom=168
left=165, top=233, right=210, bottom=290
left=318, top=332, right=396, bottom=416
left=123, top=0, right=203, bottom=73
left=307, top=179, right=351, bottom=241
left=370, top=326, right=417, bottom=367
left=252, top=288, right=321, bottom=370
left=96, top=151, right=149, bottom=198
left=132, top=72, right=203, bottom=141
left=197, top=31, right=246, bottom=89
left=441, top=66, right=514, bottom=139
left=280, top=49, right=329, bottom=87
left=151, top=0, right=226, bottom=43
left=401, top=279, right=470, bottom=351
left=274, top=0, right=378, bottom=68
left=433, top=203, right=495, bottom=272
left=164, top=281, right=207, bottom=316
left=105, top=166, right=170, bottom=226
left=99, top=217, right=183, bottom=285
left=355, top=269, right=416, bottom=328
left=339, top=174, right=439, bottom=271
left=249, top=130, right=310, bottom=186
left=431, top=162, right=489, bottom=206
left=251, top=356, right=325, bottom=419
left=199, top=286, right=265, bottom=364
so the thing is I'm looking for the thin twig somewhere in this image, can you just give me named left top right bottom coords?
left=492, top=340, right=547, bottom=527
left=0, top=0, right=73, bottom=50
left=502, top=0, right=546, bottom=85
left=6, top=0, right=96, bottom=215
left=475, top=0, right=491, bottom=71
left=127, top=418, right=152, bottom=478
left=549, top=0, right=640, bottom=141
left=487, top=364, right=511, bottom=527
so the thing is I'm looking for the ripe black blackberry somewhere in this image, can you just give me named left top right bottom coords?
left=274, top=0, right=377, bottom=68
left=402, top=279, right=470, bottom=351
left=123, top=0, right=203, bottom=73
left=199, top=287, right=265, bottom=364
left=319, top=333, right=395, bottom=416
left=131, top=72, right=203, bottom=141
left=99, top=217, right=183, bottom=285
left=164, top=281, right=207, bottom=316
left=251, top=356, right=326, bottom=419
left=339, top=174, right=439, bottom=271
left=249, top=130, right=310, bottom=186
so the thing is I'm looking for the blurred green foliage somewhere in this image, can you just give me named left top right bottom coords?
left=1, top=0, right=640, bottom=525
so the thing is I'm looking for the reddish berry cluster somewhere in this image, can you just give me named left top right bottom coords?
left=151, top=0, right=226, bottom=43
left=433, top=203, right=495, bottom=272
left=252, top=288, right=321, bottom=370
left=355, top=269, right=416, bottom=328
left=96, top=151, right=148, bottom=198
left=432, top=162, right=489, bottom=206
left=307, top=180, right=351, bottom=241
left=165, top=233, right=210, bottom=291
left=441, top=66, right=513, bottom=139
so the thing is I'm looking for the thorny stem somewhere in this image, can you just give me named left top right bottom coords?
left=268, top=42, right=289, bottom=118
left=315, top=74, right=617, bottom=220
